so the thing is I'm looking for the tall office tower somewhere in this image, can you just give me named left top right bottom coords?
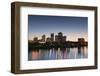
left=51, top=33, right=54, bottom=42
left=42, top=35, right=46, bottom=42
left=58, top=32, right=63, bottom=37
left=33, top=37, right=38, bottom=42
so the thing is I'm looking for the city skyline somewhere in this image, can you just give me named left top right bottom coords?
left=28, top=15, right=88, bottom=41
left=33, top=32, right=66, bottom=42
left=31, top=32, right=87, bottom=42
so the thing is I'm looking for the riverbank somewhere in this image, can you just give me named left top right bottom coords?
left=28, top=41, right=88, bottom=50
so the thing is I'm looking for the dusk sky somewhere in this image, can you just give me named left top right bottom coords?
left=28, top=15, right=88, bottom=41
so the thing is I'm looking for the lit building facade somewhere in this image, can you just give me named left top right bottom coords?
left=46, top=37, right=51, bottom=42
left=55, top=32, right=66, bottom=42
left=33, top=37, right=38, bottom=42
left=51, top=33, right=54, bottom=42
left=78, top=38, right=85, bottom=45
left=78, top=38, right=85, bottom=42
left=42, top=35, right=46, bottom=42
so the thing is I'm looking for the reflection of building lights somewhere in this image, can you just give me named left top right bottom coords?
left=32, top=51, right=39, bottom=60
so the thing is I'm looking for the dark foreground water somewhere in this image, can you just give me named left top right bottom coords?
left=28, top=47, right=88, bottom=60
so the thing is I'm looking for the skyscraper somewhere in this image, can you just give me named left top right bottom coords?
left=78, top=38, right=85, bottom=45
left=58, top=32, right=63, bottom=37
left=55, top=35, right=58, bottom=42
left=33, top=37, right=38, bottom=42
left=42, top=35, right=46, bottom=42
left=63, top=36, right=66, bottom=42
left=51, top=33, right=54, bottom=42
left=46, top=37, right=51, bottom=42
left=55, top=32, right=66, bottom=42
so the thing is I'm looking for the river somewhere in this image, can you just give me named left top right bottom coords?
left=28, top=47, right=88, bottom=60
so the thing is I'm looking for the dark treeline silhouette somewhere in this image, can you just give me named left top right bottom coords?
left=28, top=41, right=88, bottom=51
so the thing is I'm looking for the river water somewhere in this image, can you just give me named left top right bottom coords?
left=28, top=47, right=88, bottom=60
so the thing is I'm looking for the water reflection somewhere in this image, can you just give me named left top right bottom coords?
left=28, top=47, right=88, bottom=60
